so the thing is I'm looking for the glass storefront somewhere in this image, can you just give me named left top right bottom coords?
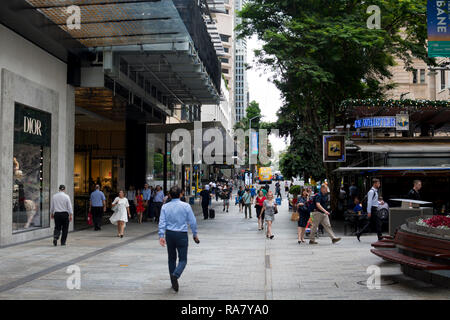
left=13, top=103, right=51, bottom=233
left=147, top=132, right=182, bottom=190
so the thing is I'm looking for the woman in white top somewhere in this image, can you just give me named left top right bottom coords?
left=110, top=190, right=131, bottom=238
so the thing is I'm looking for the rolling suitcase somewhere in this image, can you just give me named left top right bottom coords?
left=209, top=208, right=215, bottom=219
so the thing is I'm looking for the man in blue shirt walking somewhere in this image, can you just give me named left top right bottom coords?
left=159, top=186, right=199, bottom=292
left=89, top=185, right=106, bottom=231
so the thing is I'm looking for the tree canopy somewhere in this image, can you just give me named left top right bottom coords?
left=237, top=0, right=433, bottom=181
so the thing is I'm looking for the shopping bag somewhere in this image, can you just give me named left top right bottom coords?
left=291, top=212, right=299, bottom=221
left=87, top=211, right=93, bottom=225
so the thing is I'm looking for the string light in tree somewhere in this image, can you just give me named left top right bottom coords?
left=340, top=99, right=450, bottom=116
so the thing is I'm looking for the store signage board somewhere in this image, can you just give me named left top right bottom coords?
left=14, top=102, right=51, bottom=147
left=428, top=0, right=450, bottom=57
left=323, top=135, right=346, bottom=163
left=354, top=117, right=396, bottom=129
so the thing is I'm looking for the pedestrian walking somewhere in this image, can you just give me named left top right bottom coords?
left=135, top=190, right=145, bottom=224
left=243, top=188, right=252, bottom=219
left=163, top=191, right=171, bottom=204
left=261, top=191, right=277, bottom=239
left=337, top=185, right=347, bottom=217
left=153, top=185, right=164, bottom=223
left=110, top=190, right=131, bottom=238
left=180, top=189, right=187, bottom=202
left=285, top=180, right=289, bottom=195
left=261, top=186, right=268, bottom=197
left=200, top=185, right=211, bottom=220
left=127, top=185, right=136, bottom=220
left=216, top=184, right=222, bottom=202
left=309, top=184, right=341, bottom=245
left=407, top=180, right=422, bottom=200
left=90, top=184, right=106, bottom=230
left=142, top=184, right=151, bottom=222
left=250, top=185, right=256, bottom=200
left=222, top=185, right=231, bottom=212
left=237, top=186, right=245, bottom=212
left=297, top=188, right=311, bottom=244
left=158, top=186, right=199, bottom=292
left=50, top=185, right=73, bottom=246
left=275, top=181, right=282, bottom=199
left=255, top=190, right=266, bottom=230
left=356, top=179, right=383, bottom=241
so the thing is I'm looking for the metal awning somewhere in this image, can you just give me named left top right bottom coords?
left=335, top=167, right=450, bottom=172
left=355, top=142, right=450, bottom=153
left=23, top=0, right=220, bottom=104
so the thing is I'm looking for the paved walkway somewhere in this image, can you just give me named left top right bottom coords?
left=0, top=193, right=449, bottom=300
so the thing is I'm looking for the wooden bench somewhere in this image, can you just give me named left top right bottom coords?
left=371, top=230, right=450, bottom=270
left=371, top=235, right=396, bottom=248
left=371, top=241, right=396, bottom=249
left=371, top=249, right=450, bottom=270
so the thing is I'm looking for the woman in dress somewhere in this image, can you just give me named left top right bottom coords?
left=255, top=190, right=266, bottom=231
left=297, top=188, right=311, bottom=244
left=110, top=190, right=131, bottom=237
left=135, top=189, right=145, bottom=224
left=261, top=191, right=277, bottom=239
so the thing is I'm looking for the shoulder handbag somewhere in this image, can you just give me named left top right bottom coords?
left=274, top=203, right=278, bottom=214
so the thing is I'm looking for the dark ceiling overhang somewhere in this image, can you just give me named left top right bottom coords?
left=2, top=0, right=221, bottom=104
left=0, top=0, right=87, bottom=62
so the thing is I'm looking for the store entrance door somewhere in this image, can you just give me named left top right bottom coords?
left=74, top=151, right=120, bottom=230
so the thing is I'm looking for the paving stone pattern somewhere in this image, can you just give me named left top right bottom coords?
left=0, top=191, right=449, bottom=300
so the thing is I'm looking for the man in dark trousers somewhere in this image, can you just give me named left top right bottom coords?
left=200, top=185, right=211, bottom=220
left=153, top=185, right=165, bottom=223
left=50, top=185, right=73, bottom=246
left=89, top=185, right=106, bottom=231
left=356, top=178, right=383, bottom=241
left=159, top=186, right=199, bottom=292
left=407, top=180, right=422, bottom=200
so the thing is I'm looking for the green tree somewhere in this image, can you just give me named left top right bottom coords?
left=237, top=0, right=433, bottom=207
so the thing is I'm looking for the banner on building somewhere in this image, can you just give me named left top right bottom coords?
left=251, top=131, right=259, bottom=155
left=428, top=0, right=450, bottom=57
left=323, top=135, right=346, bottom=163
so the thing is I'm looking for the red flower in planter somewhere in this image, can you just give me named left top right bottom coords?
left=424, top=216, right=450, bottom=228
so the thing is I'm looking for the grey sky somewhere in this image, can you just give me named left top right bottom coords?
left=247, top=35, right=289, bottom=154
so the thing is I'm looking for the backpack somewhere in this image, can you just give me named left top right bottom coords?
left=378, top=208, right=389, bottom=220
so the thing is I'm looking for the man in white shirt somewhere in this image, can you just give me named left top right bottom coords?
left=356, top=179, right=383, bottom=241
left=50, top=185, right=73, bottom=246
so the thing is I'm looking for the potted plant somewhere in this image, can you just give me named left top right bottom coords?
left=289, top=185, right=302, bottom=210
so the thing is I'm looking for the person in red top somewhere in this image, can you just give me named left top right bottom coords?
left=255, top=190, right=266, bottom=231
left=135, top=190, right=145, bottom=224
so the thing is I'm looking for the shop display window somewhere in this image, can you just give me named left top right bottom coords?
left=13, top=103, right=51, bottom=232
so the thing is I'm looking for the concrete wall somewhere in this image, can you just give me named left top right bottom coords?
left=0, top=24, right=74, bottom=246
